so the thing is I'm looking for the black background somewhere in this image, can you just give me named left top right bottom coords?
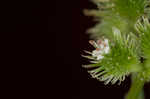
left=1, top=0, right=150, bottom=98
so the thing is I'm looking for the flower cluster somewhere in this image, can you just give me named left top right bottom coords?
left=89, top=39, right=110, bottom=60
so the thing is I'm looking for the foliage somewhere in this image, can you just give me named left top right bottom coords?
left=82, top=0, right=150, bottom=99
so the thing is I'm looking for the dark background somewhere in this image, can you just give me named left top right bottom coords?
left=1, top=0, right=150, bottom=98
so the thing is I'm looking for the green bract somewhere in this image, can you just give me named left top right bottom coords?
left=84, top=28, right=141, bottom=84
left=83, top=0, right=150, bottom=99
left=84, top=0, right=150, bottom=39
left=113, top=0, right=147, bottom=21
left=135, top=17, right=150, bottom=82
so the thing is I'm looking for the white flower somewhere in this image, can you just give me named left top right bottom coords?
left=89, top=39, right=110, bottom=60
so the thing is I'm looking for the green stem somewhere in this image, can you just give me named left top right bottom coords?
left=125, top=73, right=145, bottom=99
left=138, top=89, right=144, bottom=99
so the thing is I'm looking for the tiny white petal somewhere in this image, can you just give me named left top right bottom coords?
left=104, top=39, right=109, bottom=45
left=100, top=44, right=104, bottom=49
left=90, top=39, right=110, bottom=60
left=104, top=46, right=110, bottom=54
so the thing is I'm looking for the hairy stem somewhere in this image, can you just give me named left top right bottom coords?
left=125, top=73, right=145, bottom=99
